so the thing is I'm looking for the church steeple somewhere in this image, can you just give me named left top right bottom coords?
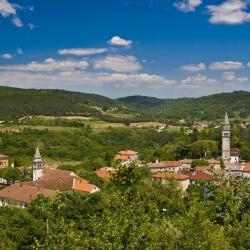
left=33, top=147, right=43, bottom=181
left=222, top=113, right=231, bottom=163
left=224, top=112, right=230, bottom=125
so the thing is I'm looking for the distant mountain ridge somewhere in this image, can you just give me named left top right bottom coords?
left=0, top=86, right=250, bottom=121
left=118, top=91, right=250, bottom=120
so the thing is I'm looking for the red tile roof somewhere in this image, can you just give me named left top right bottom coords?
left=161, top=161, right=181, bottom=167
left=96, top=167, right=118, bottom=179
left=25, top=176, right=98, bottom=193
left=0, top=183, right=56, bottom=204
left=118, top=150, right=138, bottom=156
left=42, top=167, right=76, bottom=179
left=195, top=166, right=209, bottom=172
left=243, top=164, right=250, bottom=172
left=0, top=154, right=8, bottom=160
left=188, top=171, right=213, bottom=181
left=114, top=155, right=129, bottom=161
left=179, top=159, right=193, bottom=164
left=153, top=172, right=190, bottom=181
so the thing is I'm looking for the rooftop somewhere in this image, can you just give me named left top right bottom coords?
left=152, top=172, right=190, bottom=181
left=0, top=183, right=56, bottom=204
left=118, top=150, right=138, bottom=156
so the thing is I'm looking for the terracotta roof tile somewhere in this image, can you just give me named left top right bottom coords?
left=118, top=150, right=138, bottom=156
left=114, top=155, right=129, bottom=161
left=243, top=164, right=250, bottom=172
left=96, top=167, right=118, bottom=179
left=161, top=161, right=181, bottom=167
left=152, top=172, right=190, bottom=180
left=0, top=154, right=8, bottom=159
left=188, top=171, right=213, bottom=181
left=0, top=183, right=56, bottom=204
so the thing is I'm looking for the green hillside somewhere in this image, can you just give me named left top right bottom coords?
left=0, top=86, right=123, bottom=119
left=1, top=86, right=250, bottom=121
left=118, top=91, right=250, bottom=120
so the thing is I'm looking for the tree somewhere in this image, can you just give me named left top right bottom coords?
left=0, top=168, right=22, bottom=184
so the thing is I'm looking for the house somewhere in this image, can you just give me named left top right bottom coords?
left=152, top=172, right=190, bottom=191
left=184, top=170, right=213, bottom=184
left=96, top=167, right=118, bottom=179
left=0, top=148, right=100, bottom=207
left=0, top=154, right=8, bottom=168
left=230, top=148, right=240, bottom=164
left=178, top=159, right=193, bottom=168
left=224, top=163, right=250, bottom=179
left=146, top=161, right=182, bottom=173
left=193, top=121, right=208, bottom=132
left=207, top=160, right=221, bottom=170
left=0, top=183, right=56, bottom=208
left=195, top=166, right=210, bottom=173
left=114, top=150, right=139, bottom=164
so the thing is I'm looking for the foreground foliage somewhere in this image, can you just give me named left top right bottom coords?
left=1, top=164, right=250, bottom=249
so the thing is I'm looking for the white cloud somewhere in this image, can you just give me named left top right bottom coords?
left=207, top=0, right=250, bottom=25
left=27, top=23, right=36, bottom=30
left=209, top=61, right=244, bottom=70
left=1, top=53, right=12, bottom=59
left=180, top=74, right=217, bottom=88
left=174, top=0, right=202, bottom=12
left=11, top=16, right=23, bottom=27
left=237, top=76, right=248, bottom=82
left=0, top=58, right=89, bottom=72
left=222, top=71, right=248, bottom=82
left=108, top=36, right=132, bottom=46
left=0, top=0, right=25, bottom=27
left=222, top=71, right=236, bottom=81
left=58, top=48, right=108, bottom=56
left=181, top=63, right=206, bottom=72
left=0, top=0, right=16, bottom=17
left=93, top=55, right=142, bottom=73
left=0, top=59, right=175, bottom=90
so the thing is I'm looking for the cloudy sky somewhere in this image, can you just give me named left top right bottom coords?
left=1, top=0, right=250, bottom=98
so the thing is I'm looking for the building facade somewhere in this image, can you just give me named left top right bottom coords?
left=0, top=154, right=8, bottom=168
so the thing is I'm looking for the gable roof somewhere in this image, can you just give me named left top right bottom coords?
left=96, top=167, right=118, bottom=179
left=118, top=150, right=138, bottom=156
left=188, top=171, right=213, bottom=181
left=0, top=154, right=8, bottom=159
left=114, top=155, right=129, bottom=161
left=42, top=167, right=76, bottom=179
left=0, top=183, right=56, bottom=204
left=147, top=161, right=181, bottom=168
left=152, top=172, right=190, bottom=181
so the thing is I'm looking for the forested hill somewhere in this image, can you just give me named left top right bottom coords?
left=1, top=86, right=250, bottom=120
left=0, top=86, right=121, bottom=118
left=118, top=91, right=250, bottom=120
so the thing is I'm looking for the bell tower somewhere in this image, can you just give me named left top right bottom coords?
left=222, top=112, right=230, bottom=163
left=33, top=147, right=43, bottom=181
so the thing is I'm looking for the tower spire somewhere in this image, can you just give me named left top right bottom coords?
left=34, top=146, right=41, bottom=159
left=224, top=112, right=230, bottom=125
left=33, top=147, right=43, bottom=181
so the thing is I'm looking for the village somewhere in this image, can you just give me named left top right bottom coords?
left=0, top=113, right=249, bottom=208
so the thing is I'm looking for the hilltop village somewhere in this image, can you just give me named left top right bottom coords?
left=0, top=113, right=249, bottom=207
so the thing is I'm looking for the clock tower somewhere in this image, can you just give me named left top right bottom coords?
left=222, top=112, right=230, bottom=163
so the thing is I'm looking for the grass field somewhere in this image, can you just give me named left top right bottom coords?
left=1, top=116, right=185, bottom=133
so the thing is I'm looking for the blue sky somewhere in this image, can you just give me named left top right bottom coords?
left=1, top=0, right=250, bottom=98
